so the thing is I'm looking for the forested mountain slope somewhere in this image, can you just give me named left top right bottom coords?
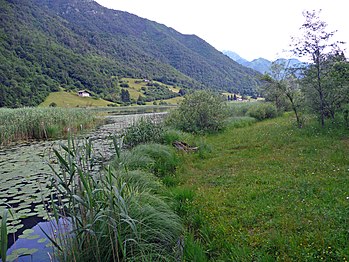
left=0, top=0, right=261, bottom=107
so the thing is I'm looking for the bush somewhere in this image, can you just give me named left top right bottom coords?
left=247, top=102, right=278, bottom=121
left=228, top=102, right=255, bottom=117
left=122, top=117, right=164, bottom=147
left=166, top=91, right=228, bottom=133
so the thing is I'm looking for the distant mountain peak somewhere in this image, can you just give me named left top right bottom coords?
left=223, top=51, right=303, bottom=75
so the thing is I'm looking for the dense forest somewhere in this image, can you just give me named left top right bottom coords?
left=0, top=0, right=261, bottom=107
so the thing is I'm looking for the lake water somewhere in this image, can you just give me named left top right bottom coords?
left=0, top=110, right=168, bottom=262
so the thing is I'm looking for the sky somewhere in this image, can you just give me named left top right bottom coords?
left=95, top=0, right=348, bottom=62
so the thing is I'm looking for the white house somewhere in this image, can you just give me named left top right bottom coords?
left=78, top=90, right=91, bottom=97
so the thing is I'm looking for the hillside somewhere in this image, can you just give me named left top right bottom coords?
left=0, top=0, right=261, bottom=107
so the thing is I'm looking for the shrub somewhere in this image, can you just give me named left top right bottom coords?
left=228, top=102, right=255, bottom=117
left=122, top=117, right=164, bottom=148
left=166, top=91, right=228, bottom=134
left=247, top=102, right=278, bottom=121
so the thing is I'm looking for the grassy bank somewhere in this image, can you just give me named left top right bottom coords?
left=0, top=107, right=98, bottom=146
left=174, top=114, right=349, bottom=261
left=39, top=91, right=112, bottom=107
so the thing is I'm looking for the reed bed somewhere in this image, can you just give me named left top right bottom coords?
left=48, top=137, right=182, bottom=261
left=0, top=107, right=97, bottom=146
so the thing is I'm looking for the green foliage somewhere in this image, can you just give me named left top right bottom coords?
left=120, top=89, right=131, bottom=103
left=342, top=104, right=349, bottom=127
left=115, top=143, right=179, bottom=177
left=0, top=209, right=8, bottom=262
left=183, top=233, right=208, bottom=262
left=291, top=10, right=346, bottom=127
left=167, top=91, right=228, bottom=133
left=161, top=128, right=194, bottom=145
left=49, top=138, right=182, bottom=261
left=142, top=83, right=180, bottom=102
left=122, top=117, right=164, bottom=148
left=170, top=187, right=195, bottom=217
left=0, top=107, right=97, bottom=146
left=226, top=116, right=257, bottom=129
left=228, top=102, right=256, bottom=117
left=247, top=102, right=278, bottom=121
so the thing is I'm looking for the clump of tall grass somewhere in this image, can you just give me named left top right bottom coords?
left=161, top=129, right=194, bottom=146
left=122, top=117, right=164, bottom=148
left=48, top=137, right=182, bottom=261
left=225, top=116, right=257, bottom=129
left=0, top=107, right=98, bottom=146
left=114, top=143, right=179, bottom=177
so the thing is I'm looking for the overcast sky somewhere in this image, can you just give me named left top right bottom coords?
left=95, top=0, right=348, bottom=61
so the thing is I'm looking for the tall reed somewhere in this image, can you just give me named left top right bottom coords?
left=0, top=107, right=97, bottom=146
left=0, top=209, right=8, bottom=262
left=47, top=136, right=182, bottom=261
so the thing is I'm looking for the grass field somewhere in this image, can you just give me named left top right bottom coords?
left=39, top=91, right=112, bottom=107
left=174, top=114, right=349, bottom=261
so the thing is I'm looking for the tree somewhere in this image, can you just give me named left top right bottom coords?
left=167, top=91, right=227, bottom=133
left=120, top=89, right=130, bottom=103
left=137, top=95, right=145, bottom=105
left=262, top=67, right=304, bottom=128
left=291, top=10, right=345, bottom=127
left=321, top=52, right=349, bottom=119
left=178, top=89, right=186, bottom=96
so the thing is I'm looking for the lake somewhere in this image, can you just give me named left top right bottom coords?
left=0, top=109, right=169, bottom=262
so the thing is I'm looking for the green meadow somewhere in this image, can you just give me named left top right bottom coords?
left=173, top=114, right=349, bottom=261
left=39, top=91, right=112, bottom=108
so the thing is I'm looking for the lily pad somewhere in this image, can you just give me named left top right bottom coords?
left=7, top=224, right=24, bottom=233
left=27, top=234, right=40, bottom=240
left=7, top=248, right=39, bottom=262
left=22, top=228, right=35, bottom=235
left=37, top=238, right=47, bottom=243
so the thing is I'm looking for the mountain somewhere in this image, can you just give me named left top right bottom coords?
left=223, top=51, right=303, bottom=75
left=222, top=50, right=249, bottom=65
left=0, top=0, right=261, bottom=107
left=248, top=58, right=272, bottom=74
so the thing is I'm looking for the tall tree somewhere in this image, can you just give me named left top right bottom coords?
left=262, top=60, right=304, bottom=128
left=291, top=10, right=345, bottom=126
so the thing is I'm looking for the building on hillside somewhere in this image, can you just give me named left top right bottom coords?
left=78, top=90, right=91, bottom=97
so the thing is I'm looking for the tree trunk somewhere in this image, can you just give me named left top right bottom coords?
left=316, top=54, right=325, bottom=127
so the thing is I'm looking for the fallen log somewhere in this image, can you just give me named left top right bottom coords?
left=172, top=141, right=199, bottom=152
